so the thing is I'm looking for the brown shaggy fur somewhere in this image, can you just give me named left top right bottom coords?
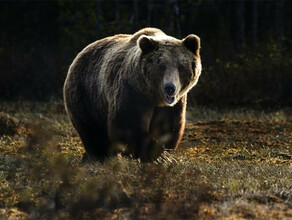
left=64, top=28, right=202, bottom=162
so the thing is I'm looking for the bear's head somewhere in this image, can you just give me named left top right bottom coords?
left=138, top=33, right=202, bottom=106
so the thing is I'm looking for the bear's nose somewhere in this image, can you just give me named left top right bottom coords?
left=164, top=83, right=176, bottom=96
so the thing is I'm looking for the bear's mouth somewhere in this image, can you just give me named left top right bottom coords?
left=163, top=93, right=176, bottom=104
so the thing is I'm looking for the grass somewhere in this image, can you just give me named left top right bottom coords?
left=0, top=102, right=291, bottom=219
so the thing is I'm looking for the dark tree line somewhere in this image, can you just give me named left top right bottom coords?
left=0, top=0, right=291, bottom=106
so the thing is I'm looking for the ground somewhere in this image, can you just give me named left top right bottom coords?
left=0, top=102, right=291, bottom=219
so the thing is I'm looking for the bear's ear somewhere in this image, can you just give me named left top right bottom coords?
left=182, top=34, right=200, bottom=56
left=137, top=35, right=158, bottom=54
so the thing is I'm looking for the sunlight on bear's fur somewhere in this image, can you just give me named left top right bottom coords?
left=63, top=28, right=202, bottom=162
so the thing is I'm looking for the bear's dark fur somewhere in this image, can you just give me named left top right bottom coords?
left=64, top=28, right=202, bottom=162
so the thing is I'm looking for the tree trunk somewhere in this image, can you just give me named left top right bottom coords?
left=275, top=0, right=284, bottom=45
left=95, top=0, right=101, bottom=39
left=236, top=0, right=245, bottom=46
left=251, top=0, right=258, bottom=46
left=115, top=0, right=121, bottom=32
left=147, top=0, right=153, bottom=27
left=131, top=0, right=138, bottom=31
left=173, top=0, right=181, bottom=38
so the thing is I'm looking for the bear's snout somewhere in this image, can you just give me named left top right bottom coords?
left=164, top=83, right=176, bottom=96
left=163, top=83, right=177, bottom=105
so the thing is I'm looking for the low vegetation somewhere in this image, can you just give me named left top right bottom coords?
left=0, top=102, right=291, bottom=219
left=192, top=44, right=292, bottom=107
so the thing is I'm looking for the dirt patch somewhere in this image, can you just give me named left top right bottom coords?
left=182, top=120, right=292, bottom=165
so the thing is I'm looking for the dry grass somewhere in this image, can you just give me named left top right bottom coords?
left=0, top=112, right=21, bottom=136
left=0, top=102, right=291, bottom=219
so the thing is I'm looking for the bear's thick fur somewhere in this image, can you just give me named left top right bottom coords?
left=64, top=28, right=202, bottom=161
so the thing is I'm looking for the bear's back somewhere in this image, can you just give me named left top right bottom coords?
left=75, top=28, right=164, bottom=67
left=130, top=28, right=166, bottom=42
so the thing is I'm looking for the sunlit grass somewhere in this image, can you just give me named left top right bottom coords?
left=0, top=102, right=291, bottom=219
left=187, top=106, right=292, bottom=122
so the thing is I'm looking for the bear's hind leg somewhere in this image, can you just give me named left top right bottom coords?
left=73, top=120, right=110, bottom=162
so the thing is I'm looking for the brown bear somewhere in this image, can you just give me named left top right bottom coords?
left=63, top=28, right=202, bottom=162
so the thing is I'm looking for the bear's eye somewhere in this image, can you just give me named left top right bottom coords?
left=159, top=64, right=166, bottom=72
left=191, top=62, right=196, bottom=70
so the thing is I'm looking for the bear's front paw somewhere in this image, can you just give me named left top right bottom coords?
left=140, top=140, right=165, bottom=162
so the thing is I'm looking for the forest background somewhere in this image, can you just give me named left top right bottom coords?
left=1, top=0, right=291, bottom=108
